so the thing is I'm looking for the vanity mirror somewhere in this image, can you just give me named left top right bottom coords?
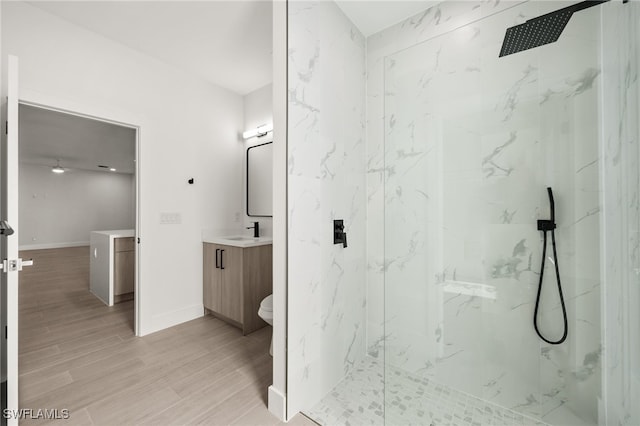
left=246, top=141, right=273, bottom=217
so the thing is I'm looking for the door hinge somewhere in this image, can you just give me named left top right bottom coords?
left=137, top=237, right=140, bottom=244
left=4, top=326, right=6, bottom=339
left=5, top=121, right=7, bottom=135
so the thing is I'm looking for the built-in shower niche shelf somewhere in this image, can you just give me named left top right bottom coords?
left=442, top=280, right=496, bottom=300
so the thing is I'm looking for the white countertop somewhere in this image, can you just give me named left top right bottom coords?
left=202, top=231, right=272, bottom=248
left=91, top=229, right=135, bottom=238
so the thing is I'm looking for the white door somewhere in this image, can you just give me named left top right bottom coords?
left=2, top=55, right=30, bottom=426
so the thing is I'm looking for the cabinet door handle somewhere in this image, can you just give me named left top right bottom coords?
left=215, top=249, right=220, bottom=269
left=220, top=249, right=225, bottom=270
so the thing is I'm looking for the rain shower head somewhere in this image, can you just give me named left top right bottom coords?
left=499, top=0, right=609, bottom=57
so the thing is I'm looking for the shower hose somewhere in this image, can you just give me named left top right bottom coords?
left=533, top=187, right=568, bottom=345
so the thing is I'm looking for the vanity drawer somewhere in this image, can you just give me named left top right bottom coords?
left=114, top=237, right=135, bottom=252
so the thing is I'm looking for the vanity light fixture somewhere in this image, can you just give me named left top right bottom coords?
left=243, top=123, right=273, bottom=140
left=51, top=159, right=65, bottom=174
left=109, top=168, right=117, bottom=172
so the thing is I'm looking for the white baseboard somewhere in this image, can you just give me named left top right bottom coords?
left=142, top=303, right=205, bottom=336
left=268, top=385, right=287, bottom=421
left=19, top=241, right=89, bottom=251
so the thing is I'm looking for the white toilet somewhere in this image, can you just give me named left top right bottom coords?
left=258, top=294, right=273, bottom=356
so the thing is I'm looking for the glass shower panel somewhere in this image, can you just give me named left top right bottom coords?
left=384, top=2, right=602, bottom=425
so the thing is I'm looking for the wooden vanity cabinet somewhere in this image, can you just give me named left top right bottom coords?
left=203, top=243, right=272, bottom=335
left=114, top=236, right=135, bottom=302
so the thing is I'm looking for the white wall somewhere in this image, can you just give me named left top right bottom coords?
left=2, top=1, right=244, bottom=335
left=270, top=1, right=287, bottom=419
left=243, top=83, right=273, bottom=237
left=244, top=83, right=273, bottom=131
left=19, top=164, right=135, bottom=250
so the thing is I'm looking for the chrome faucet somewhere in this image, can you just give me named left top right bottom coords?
left=247, top=221, right=260, bottom=238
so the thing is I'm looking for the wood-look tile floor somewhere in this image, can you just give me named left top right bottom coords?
left=18, top=246, right=316, bottom=426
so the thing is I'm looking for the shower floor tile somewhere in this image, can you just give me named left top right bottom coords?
left=305, top=357, right=551, bottom=426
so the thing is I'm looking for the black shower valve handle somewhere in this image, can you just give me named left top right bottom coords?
left=333, top=219, right=347, bottom=248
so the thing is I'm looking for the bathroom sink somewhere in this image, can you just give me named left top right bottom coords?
left=202, top=233, right=273, bottom=248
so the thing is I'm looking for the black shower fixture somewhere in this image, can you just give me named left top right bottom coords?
left=533, top=187, right=568, bottom=345
left=499, top=0, right=627, bottom=57
left=333, top=219, right=347, bottom=248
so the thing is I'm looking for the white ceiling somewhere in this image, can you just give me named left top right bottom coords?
left=27, top=0, right=273, bottom=96
left=19, top=104, right=136, bottom=174
left=335, top=1, right=439, bottom=37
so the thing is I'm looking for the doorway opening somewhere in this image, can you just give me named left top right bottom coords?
left=17, top=102, right=140, bottom=340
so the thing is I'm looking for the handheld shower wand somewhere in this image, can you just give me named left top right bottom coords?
left=534, top=187, right=568, bottom=345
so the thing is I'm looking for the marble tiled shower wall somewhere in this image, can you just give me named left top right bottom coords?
left=601, top=3, right=640, bottom=425
left=287, top=0, right=367, bottom=419
left=287, top=0, right=639, bottom=424
left=368, top=1, right=607, bottom=424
